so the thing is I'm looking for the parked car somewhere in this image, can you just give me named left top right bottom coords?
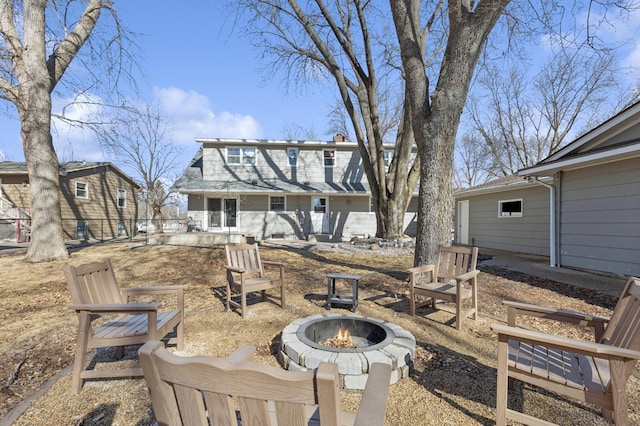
left=137, top=221, right=156, bottom=233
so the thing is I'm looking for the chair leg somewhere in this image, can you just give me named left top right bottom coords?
left=280, top=284, right=286, bottom=309
left=496, top=335, right=509, bottom=425
left=115, top=346, right=125, bottom=359
left=241, top=287, right=247, bottom=319
left=71, top=313, right=91, bottom=394
left=225, top=283, right=231, bottom=312
left=176, top=316, right=184, bottom=351
left=455, top=297, right=463, bottom=330
left=471, top=278, right=478, bottom=320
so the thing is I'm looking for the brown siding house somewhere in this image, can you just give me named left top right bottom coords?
left=0, top=161, right=140, bottom=241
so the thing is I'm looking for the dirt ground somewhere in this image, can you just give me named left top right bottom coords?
left=0, top=241, right=636, bottom=425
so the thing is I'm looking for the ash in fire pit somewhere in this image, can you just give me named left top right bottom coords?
left=279, top=314, right=415, bottom=390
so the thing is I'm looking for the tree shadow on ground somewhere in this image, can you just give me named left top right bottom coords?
left=479, top=265, right=618, bottom=310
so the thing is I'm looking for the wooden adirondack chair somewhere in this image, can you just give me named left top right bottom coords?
left=64, top=258, right=187, bottom=394
left=408, top=245, right=479, bottom=329
left=139, top=340, right=392, bottom=426
left=492, top=276, right=640, bottom=425
left=224, top=243, right=286, bottom=318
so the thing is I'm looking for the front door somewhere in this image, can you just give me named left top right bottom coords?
left=310, top=197, right=329, bottom=234
left=457, top=200, right=469, bottom=245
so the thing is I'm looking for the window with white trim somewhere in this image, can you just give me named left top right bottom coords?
left=226, top=147, right=256, bottom=165
left=499, top=199, right=523, bottom=217
left=270, top=196, right=285, bottom=211
left=323, top=149, right=335, bottom=167
left=75, top=182, right=88, bottom=199
left=117, top=189, right=126, bottom=208
left=287, top=148, right=298, bottom=166
left=117, top=221, right=127, bottom=236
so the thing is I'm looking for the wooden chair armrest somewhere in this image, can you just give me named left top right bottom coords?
left=491, top=324, right=640, bottom=360
left=503, top=300, right=610, bottom=328
left=225, top=265, right=245, bottom=273
left=354, top=363, right=392, bottom=426
left=456, top=269, right=479, bottom=283
left=69, top=302, right=160, bottom=313
left=262, top=260, right=286, bottom=267
left=121, top=285, right=188, bottom=296
left=407, top=264, right=435, bottom=275
left=225, top=345, right=256, bottom=363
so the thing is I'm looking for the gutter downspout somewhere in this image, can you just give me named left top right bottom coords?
left=528, top=177, right=557, bottom=267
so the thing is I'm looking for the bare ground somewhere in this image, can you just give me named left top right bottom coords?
left=0, top=241, right=636, bottom=425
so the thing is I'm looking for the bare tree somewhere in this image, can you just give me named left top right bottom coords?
left=237, top=0, right=421, bottom=240
left=104, top=101, right=179, bottom=234
left=0, top=1, right=133, bottom=261
left=454, top=133, right=493, bottom=189
left=467, top=46, right=622, bottom=177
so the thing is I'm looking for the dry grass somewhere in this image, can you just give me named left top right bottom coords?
left=0, top=241, right=637, bottom=425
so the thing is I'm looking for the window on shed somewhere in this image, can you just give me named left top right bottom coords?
left=323, top=149, right=335, bottom=167
left=117, top=189, right=126, bottom=208
left=498, top=199, right=523, bottom=217
left=118, top=221, right=127, bottom=236
left=76, top=182, right=88, bottom=199
left=270, top=196, right=285, bottom=211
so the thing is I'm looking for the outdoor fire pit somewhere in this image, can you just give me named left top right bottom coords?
left=278, top=314, right=415, bottom=390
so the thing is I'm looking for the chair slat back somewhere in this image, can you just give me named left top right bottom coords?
left=436, top=246, right=478, bottom=280
left=140, top=341, right=339, bottom=426
left=225, top=243, right=264, bottom=277
left=64, top=258, right=124, bottom=304
left=600, top=277, right=640, bottom=352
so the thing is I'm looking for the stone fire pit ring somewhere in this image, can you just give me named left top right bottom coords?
left=278, top=313, right=415, bottom=390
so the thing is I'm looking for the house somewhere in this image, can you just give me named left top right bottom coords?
left=172, top=136, right=419, bottom=242
left=454, top=101, right=640, bottom=277
left=0, top=161, right=140, bottom=241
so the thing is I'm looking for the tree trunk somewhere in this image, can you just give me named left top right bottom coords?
left=21, top=0, right=68, bottom=261
left=21, top=100, right=68, bottom=262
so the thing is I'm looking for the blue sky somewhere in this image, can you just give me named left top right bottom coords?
left=0, top=1, right=638, bottom=177
left=0, top=1, right=336, bottom=169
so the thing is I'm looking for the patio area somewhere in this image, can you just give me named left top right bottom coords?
left=0, top=241, right=637, bottom=425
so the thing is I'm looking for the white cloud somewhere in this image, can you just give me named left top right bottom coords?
left=48, top=88, right=264, bottom=165
left=153, top=87, right=263, bottom=146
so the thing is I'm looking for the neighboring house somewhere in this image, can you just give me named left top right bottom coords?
left=454, top=101, right=640, bottom=277
left=0, top=161, right=140, bottom=241
left=172, top=135, right=419, bottom=241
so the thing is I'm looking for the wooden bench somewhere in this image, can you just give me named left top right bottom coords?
left=64, top=258, right=187, bottom=393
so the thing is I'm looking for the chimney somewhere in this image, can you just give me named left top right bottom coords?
left=333, top=134, right=345, bottom=142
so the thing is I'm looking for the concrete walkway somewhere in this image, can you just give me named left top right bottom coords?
left=478, top=248, right=628, bottom=298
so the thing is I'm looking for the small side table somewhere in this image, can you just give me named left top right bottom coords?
left=326, top=273, right=361, bottom=312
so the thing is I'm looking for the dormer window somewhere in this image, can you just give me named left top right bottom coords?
left=227, top=147, right=256, bottom=165
left=323, top=149, right=335, bottom=167
left=287, top=148, right=298, bottom=166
